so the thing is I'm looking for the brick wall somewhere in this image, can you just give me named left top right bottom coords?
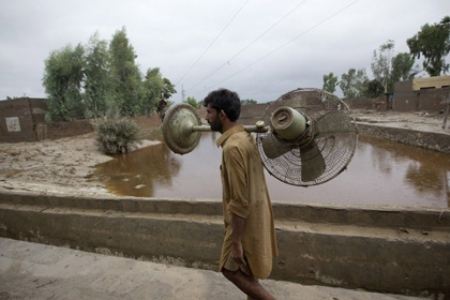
left=344, top=96, right=387, bottom=110
left=45, top=119, right=94, bottom=140
left=393, top=81, right=449, bottom=112
left=0, top=98, right=95, bottom=142
left=239, top=103, right=269, bottom=124
left=0, top=98, right=47, bottom=142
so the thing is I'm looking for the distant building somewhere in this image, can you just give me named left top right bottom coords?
left=412, top=75, right=450, bottom=91
left=393, top=75, right=450, bottom=112
left=0, top=97, right=47, bottom=142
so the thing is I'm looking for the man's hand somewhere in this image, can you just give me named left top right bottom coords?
left=231, top=241, right=251, bottom=276
left=230, top=213, right=250, bottom=275
left=231, top=241, right=245, bottom=266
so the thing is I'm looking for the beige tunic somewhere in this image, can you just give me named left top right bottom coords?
left=217, top=125, right=278, bottom=279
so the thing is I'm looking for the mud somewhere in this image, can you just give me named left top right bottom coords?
left=0, top=132, right=159, bottom=196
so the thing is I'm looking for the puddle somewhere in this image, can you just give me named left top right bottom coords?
left=92, top=131, right=450, bottom=209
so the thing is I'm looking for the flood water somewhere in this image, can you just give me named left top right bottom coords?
left=92, top=131, right=450, bottom=209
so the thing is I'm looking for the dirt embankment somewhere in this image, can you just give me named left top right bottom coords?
left=351, top=109, right=449, bottom=134
left=0, top=132, right=159, bottom=196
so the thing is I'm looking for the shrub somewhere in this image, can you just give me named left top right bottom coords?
left=96, top=118, right=140, bottom=154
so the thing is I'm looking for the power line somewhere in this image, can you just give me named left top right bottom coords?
left=201, top=0, right=359, bottom=93
left=188, top=0, right=308, bottom=91
left=175, top=0, right=249, bottom=87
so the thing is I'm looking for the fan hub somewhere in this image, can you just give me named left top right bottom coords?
left=162, top=104, right=202, bottom=154
left=270, top=106, right=306, bottom=141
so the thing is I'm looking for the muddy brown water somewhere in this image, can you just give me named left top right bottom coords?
left=92, top=131, right=450, bottom=209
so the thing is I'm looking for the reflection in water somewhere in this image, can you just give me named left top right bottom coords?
left=359, top=135, right=449, bottom=201
left=93, top=143, right=181, bottom=197
left=405, top=164, right=443, bottom=197
left=93, top=131, right=450, bottom=209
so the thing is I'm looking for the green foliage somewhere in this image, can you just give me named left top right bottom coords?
left=322, top=72, right=339, bottom=94
left=141, top=67, right=164, bottom=115
left=43, top=44, right=85, bottom=121
left=339, top=68, right=368, bottom=99
left=140, top=68, right=176, bottom=115
left=363, top=79, right=384, bottom=98
left=162, top=78, right=176, bottom=99
left=84, top=33, right=111, bottom=118
left=407, top=16, right=450, bottom=76
left=241, top=98, right=258, bottom=105
left=109, top=27, right=142, bottom=117
left=183, top=96, right=199, bottom=108
left=371, top=40, right=395, bottom=93
left=96, top=118, right=140, bottom=154
left=43, top=28, right=176, bottom=120
left=391, top=52, right=416, bottom=82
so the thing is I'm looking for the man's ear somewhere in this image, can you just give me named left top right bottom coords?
left=219, top=110, right=226, bottom=120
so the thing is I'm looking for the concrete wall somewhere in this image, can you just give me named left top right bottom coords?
left=0, top=191, right=449, bottom=296
left=355, top=123, right=450, bottom=153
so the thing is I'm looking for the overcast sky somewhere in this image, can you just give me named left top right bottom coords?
left=1, top=0, right=449, bottom=103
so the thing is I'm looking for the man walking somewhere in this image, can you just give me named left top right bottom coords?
left=203, top=88, right=278, bottom=300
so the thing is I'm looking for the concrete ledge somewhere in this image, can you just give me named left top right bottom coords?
left=0, top=191, right=449, bottom=296
left=1, top=191, right=449, bottom=230
left=355, top=122, right=450, bottom=153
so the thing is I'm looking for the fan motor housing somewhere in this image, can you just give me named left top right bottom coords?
left=270, top=106, right=307, bottom=141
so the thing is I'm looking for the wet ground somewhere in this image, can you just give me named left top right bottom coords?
left=0, top=237, right=428, bottom=300
left=92, top=132, right=450, bottom=209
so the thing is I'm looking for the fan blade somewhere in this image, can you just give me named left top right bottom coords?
left=300, top=140, right=326, bottom=182
left=316, top=111, right=354, bottom=136
left=261, top=134, right=292, bottom=159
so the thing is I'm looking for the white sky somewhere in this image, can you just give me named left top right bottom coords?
left=0, top=0, right=449, bottom=103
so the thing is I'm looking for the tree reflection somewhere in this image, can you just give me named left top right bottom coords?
left=93, top=143, right=181, bottom=197
left=405, top=163, right=443, bottom=197
left=359, top=135, right=449, bottom=201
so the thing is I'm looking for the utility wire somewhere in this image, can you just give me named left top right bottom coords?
left=176, top=0, right=249, bottom=87
left=188, top=0, right=308, bottom=91
left=201, top=0, right=359, bottom=92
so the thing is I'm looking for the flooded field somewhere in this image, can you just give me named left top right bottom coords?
left=92, top=132, right=450, bottom=209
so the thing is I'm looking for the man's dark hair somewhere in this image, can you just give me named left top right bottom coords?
left=203, top=88, right=241, bottom=121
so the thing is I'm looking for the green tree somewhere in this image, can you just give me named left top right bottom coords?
left=141, top=67, right=164, bottom=115
left=371, top=40, right=395, bottom=93
left=322, top=72, right=339, bottom=94
left=84, top=34, right=111, bottom=118
left=391, top=52, right=416, bottom=82
left=162, top=78, right=176, bottom=99
left=339, top=68, right=368, bottom=98
left=140, top=69, right=176, bottom=115
left=407, top=16, right=450, bottom=76
left=43, top=44, right=85, bottom=121
left=183, top=96, right=199, bottom=108
left=363, top=79, right=384, bottom=98
left=109, top=27, right=142, bottom=116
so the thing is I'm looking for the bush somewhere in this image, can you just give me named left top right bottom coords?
left=96, top=118, right=140, bottom=154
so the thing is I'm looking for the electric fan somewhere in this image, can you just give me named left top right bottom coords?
left=162, top=88, right=357, bottom=186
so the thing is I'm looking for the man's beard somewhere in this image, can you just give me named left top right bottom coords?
left=209, top=118, right=223, bottom=133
